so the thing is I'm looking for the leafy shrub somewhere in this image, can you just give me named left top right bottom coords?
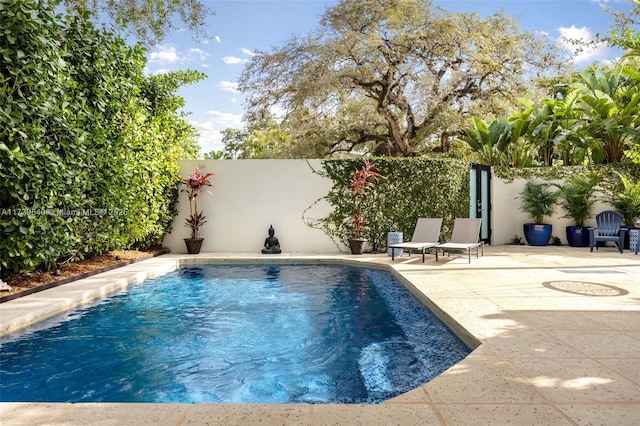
left=0, top=1, right=202, bottom=278
left=518, top=180, right=559, bottom=225
left=554, top=174, right=601, bottom=226
left=610, top=171, right=640, bottom=226
left=305, top=157, right=471, bottom=251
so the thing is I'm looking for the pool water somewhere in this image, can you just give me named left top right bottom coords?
left=0, top=263, right=470, bottom=404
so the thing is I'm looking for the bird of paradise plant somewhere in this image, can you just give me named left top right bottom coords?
left=182, top=166, right=214, bottom=239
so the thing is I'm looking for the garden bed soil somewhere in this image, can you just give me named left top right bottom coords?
left=1, top=248, right=167, bottom=303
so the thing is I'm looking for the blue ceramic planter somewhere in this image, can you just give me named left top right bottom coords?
left=566, top=226, right=589, bottom=247
left=523, top=223, right=552, bottom=246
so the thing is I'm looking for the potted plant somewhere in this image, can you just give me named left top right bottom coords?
left=610, top=171, right=640, bottom=249
left=554, top=174, right=601, bottom=247
left=348, top=160, right=382, bottom=254
left=518, top=179, right=559, bottom=246
left=181, top=166, right=214, bottom=254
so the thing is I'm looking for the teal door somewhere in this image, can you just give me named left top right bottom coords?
left=469, top=164, right=491, bottom=244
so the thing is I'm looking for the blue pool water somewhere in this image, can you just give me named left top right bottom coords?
left=0, top=263, right=470, bottom=404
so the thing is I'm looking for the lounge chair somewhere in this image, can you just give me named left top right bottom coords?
left=588, top=210, right=627, bottom=254
left=389, top=218, right=442, bottom=262
left=435, top=218, right=483, bottom=263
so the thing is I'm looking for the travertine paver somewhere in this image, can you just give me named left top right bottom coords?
left=1, top=245, right=639, bottom=425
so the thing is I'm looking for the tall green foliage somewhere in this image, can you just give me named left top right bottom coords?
left=456, top=117, right=512, bottom=166
left=518, top=180, right=559, bottom=225
left=554, top=174, right=601, bottom=226
left=460, top=23, right=640, bottom=167
left=305, top=158, right=471, bottom=251
left=0, top=0, right=203, bottom=278
left=610, top=171, right=640, bottom=225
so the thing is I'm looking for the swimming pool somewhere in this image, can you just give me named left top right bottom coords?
left=0, top=263, right=470, bottom=404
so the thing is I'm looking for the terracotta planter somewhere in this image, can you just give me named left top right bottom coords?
left=348, top=238, right=366, bottom=255
left=184, top=238, right=204, bottom=254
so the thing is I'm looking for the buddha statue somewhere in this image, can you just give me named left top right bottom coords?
left=262, top=225, right=281, bottom=254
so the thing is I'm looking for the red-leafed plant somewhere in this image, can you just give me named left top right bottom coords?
left=182, top=166, right=214, bottom=239
left=350, top=160, right=382, bottom=238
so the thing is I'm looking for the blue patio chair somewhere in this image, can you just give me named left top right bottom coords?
left=588, top=210, right=627, bottom=254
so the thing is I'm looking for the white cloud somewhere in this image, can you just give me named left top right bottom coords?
left=218, top=81, right=240, bottom=93
left=188, top=48, right=209, bottom=61
left=591, top=0, right=606, bottom=6
left=148, top=45, right=210, bottom=67
left=205, top=110, right=243, bottom=128
left=269, top=104, right=287, bottom=122
left=190, top=111, right=244, bottom=154
left=240, top=48, right=256, bottom=57
left=214, top=35, right=222, bottom=44
left=556, top=25, right=610, bottom=64
left=590, top=0, right=630, bottom=7
left=222, top=49, right=255, bottom=65
left=222, top=55, right=249, bottom=65
left=152, top=68, right=171, bottom=75
left=149, top=45, right=180, bottom=63
left=190, top=120, right=224, bottom=154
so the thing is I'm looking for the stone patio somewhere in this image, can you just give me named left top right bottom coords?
left=1, top=245, right=639, bottom=425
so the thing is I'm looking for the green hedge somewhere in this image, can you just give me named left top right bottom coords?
left=0, top=1, right=202, bottom=278
left=305, top=157, right=471, bottom=251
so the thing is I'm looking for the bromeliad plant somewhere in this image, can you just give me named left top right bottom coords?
left=182, top=166, right=215, bottom=239
left=350, top=160, right=382, bottom=239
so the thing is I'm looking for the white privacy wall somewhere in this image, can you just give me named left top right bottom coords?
left=163, top=160, right=617, bottom=252
left=491, top=174, right=613, bottom=245
left=163, top=160, right=339, bottom=254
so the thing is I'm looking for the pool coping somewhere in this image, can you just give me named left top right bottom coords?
left=1, top=247, right=639, bottom=425
left=0, top=250, right=168, bottom=304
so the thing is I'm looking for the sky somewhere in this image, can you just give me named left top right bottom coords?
left=141, top=0, right=633, bottom=155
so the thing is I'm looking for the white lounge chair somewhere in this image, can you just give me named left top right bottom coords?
left=435, top=218, right=483, bottom=263
left=389, top=218, right=442, bottom=262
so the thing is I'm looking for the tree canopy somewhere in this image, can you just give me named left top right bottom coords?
left=63, top=0, right=214, bottom=45
left=239, top=0, right=566, bottom=158
left=457, top=0, right=640, bottom=167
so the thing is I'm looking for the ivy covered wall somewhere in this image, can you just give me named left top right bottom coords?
left=306, top=157, right=472, bottom=251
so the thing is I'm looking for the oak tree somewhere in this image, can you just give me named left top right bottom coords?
left=240, top=0, right=566, bottom=157
left=63, top=0, right=214, bottom=45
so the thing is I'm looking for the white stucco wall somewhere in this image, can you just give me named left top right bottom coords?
left=163, top=160, right=340, bottom=254
left=491, top=172, right=613, bottom=245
